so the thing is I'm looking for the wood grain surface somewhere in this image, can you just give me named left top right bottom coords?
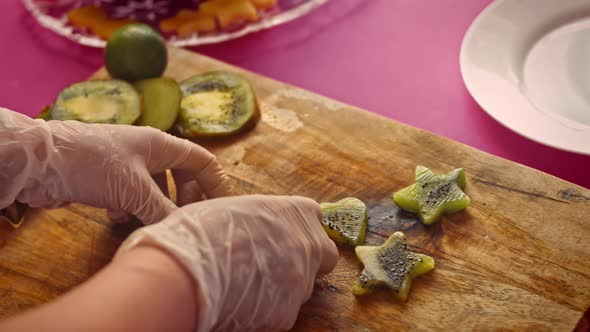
left=1, top=47, right=589, bottom=331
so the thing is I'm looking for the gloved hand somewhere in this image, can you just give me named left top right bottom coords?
left=0, top=107, right=230, bottom=224
left=116, top=195, right=339, bottom=332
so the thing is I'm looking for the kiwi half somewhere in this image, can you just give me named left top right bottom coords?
left=320, top=197, right=367, bottom=247
left=393, top=166, right=470, bottom=225
left=51, top=80, right=140, bottom=124
left=177, top=71, right=259, bottom=138
left=353, top=232, right=435, bottom=301
left=134, top=77, right=181, bottom=131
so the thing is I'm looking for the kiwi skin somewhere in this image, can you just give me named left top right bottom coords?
left=176, top=71, right=260, bottom=139
left=36, top=104, right=53, bottom=120
left=235, top=97, right=260, bottom=136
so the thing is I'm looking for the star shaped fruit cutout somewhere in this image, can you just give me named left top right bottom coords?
left=353, top=232, right=435, bottom=301
left=393, top=166, right=470, bottom=225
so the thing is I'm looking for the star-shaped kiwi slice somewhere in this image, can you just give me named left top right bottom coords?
left=353, top=232, right=435, bottom=301
left=393, top=166, right=470, bottom=225
left=320, top=197, right=367, bottom=247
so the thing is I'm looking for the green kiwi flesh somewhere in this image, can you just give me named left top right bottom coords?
left=320, top=197, right=367, bottom=247
left=393, top=166, right=470, bottom=225
left=353, top=232, right=435, bottom=301
left=177, top=71, right=259, bottom=138
left=134, top=77, right=181, bottom=131
left=51, top=80, right=140, bottom=124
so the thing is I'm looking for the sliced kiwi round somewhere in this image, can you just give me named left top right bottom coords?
left=176, top=71, right=259, bottom=138
left=320, top=197, right=368, bottom=247
left=51, top=80, right=141, bottom=125
left=134, top=77, right=181, bottom=131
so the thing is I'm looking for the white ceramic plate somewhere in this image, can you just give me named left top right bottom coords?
left=460, top=0, right=590, bottom=155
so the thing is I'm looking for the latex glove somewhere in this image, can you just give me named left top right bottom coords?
left=116, top=195, right=339, bottom=332
left=0, top=107, right=230, bottom=224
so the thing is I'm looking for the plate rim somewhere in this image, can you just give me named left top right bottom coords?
left=459, top=0, right=590, bottom=156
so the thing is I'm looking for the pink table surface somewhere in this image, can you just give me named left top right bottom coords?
left=1, top=0, right=589, bottom=189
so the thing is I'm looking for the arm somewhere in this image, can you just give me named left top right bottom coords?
left=0, top=195, right=339, bottom=332
left=0, top=246, right=198, bottom=332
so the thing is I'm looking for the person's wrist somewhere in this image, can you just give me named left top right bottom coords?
left=113, top=244, right=200, bottom=331
left=115, top=217, right=225, bottom=332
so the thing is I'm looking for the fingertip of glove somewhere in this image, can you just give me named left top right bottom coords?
left=318, top=238, right=339, bottom=275
left=289, top=196, right=320, bottom=210
left=294, top=196, right=322, bottom=221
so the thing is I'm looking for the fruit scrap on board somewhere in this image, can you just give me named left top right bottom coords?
left=0, top=202, right=28, bottom=228
left=353, top=232, right=435, bottom=301
left=393, top=166, right=470, bottom=225
left=320, top=197, right=368, bottom=247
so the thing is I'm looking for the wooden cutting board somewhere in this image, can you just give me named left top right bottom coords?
left=1, top=47, right=589, bottom=331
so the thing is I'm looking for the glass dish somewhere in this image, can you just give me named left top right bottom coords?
left=22, top=0, right=328, bottom=48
